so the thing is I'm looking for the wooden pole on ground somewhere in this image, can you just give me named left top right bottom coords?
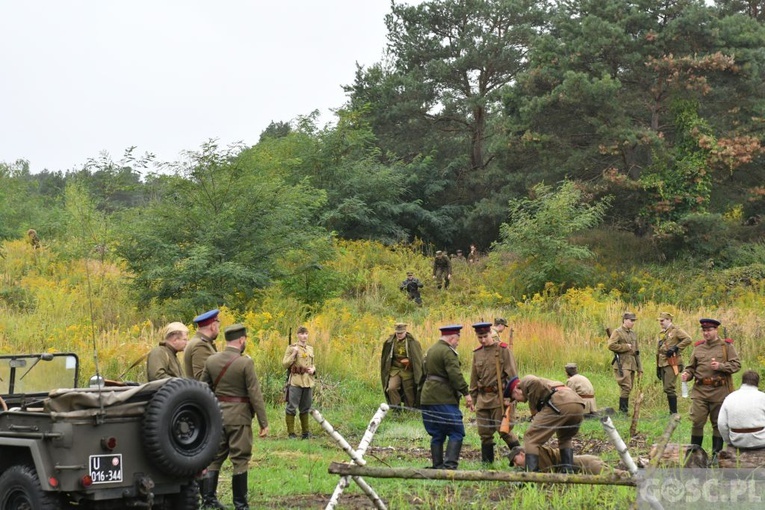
left=601, top=415, right=639, bottom=476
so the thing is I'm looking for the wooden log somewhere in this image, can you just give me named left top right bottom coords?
left=717, top=448, right=765, bottom=469
left=327, top=462, right=636, bottom=486
left=601, top=416, right=639, bottom=475
left=646, top=414, right=681, bottom=470
left=648, top=443, right=708, bottom=468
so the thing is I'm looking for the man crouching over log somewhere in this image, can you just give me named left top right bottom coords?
left=507, top=445, right=627, bottom=475
left=507, top=375, right=585, bottom=472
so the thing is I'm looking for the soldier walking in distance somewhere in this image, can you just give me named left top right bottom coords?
left=432, top=250, right=452, bottom=289
left=564, top=363, right=600, bottom=418
left=469, top=321, right=519, bottom=464
left=201, top=324, right=269, bottom=510
left=146, top=322, right=189, bottom=381
left=420, top=325, right=474, bottom=469
left=184, top=309, right=221, bottom=380
left=608, top=312, right=642, bottom=413
left=380, top=323, right=423, bottom=409
left=490, top=317, right=511, bottom=349
left=681, top=318, right=741, bottom=455
left=400, top=271, right=424, bottom=305
left=656, top=312, right=692, bottom=415
left=282, top=326, right=316, bottom=439
left=507, top=375, right=585, bottom=472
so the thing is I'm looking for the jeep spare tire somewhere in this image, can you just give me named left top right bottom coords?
left=142, top=378, right=223, bottom=477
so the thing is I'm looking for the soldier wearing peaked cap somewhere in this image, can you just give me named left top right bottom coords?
left=420, top=325, right=474, bottom=470
left=681, top=318, right=740, bottom=455
left=200, top=324, right=268, bottom=510
left=184, top=309, right=221, bottom=381
left=491, top=317, right=511, bottom=349
left=656, top=312, right=692, bottom=415
left=282, top=326, right=316, bottom=439
left=381, top=323, right=423, bottom=409
left=469, top=321, right=519, bottom=464
left=608, top=312, right=642, bottom=413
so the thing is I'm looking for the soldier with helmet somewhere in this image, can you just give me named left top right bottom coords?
left=469, top=321, right=519, bottom=464
left=656, top=312, right=693, bottom=414
left=681, top=318, right=741, bottom=455
left=201, top=324, right=269, bottom=510
left=184, top=309, right=221, bottom=380
left=608, top=312, right=642, bottom=413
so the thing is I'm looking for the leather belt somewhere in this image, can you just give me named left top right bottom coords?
left=579, top=394, right=595, bottom=399
left=731, top=427, right=764, bottom=433
left=479, top=386, right=498, bottom=393
left=217, top=396, right=250, bottom=403
left=697, top=377, right=725, bottom=387
left=426, top=375, right=448, bottom=383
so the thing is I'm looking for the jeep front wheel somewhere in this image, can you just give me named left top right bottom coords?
left=0, top=465, right=62, bottom=510
left=142, top=378, right=223, bottom=477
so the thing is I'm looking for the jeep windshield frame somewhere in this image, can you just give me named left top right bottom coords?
left=0, top=353, right=79, bottom=400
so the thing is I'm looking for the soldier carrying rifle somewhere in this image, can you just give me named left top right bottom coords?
left=400, top=271, right=424, bottom=305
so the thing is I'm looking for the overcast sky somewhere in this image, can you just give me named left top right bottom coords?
left=1, top=1, right=414, bottom=174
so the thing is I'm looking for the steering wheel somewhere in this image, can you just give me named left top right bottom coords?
left=0, top=395, right=7, bottom=412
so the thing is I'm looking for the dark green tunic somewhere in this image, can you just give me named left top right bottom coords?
left=420, top=339, right=469, bottom=405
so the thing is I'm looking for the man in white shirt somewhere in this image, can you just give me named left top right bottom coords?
left=718, top=370, right=765, bottom=449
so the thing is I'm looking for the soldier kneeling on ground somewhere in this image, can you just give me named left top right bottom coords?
left=508, top=445, right=627, bottom=476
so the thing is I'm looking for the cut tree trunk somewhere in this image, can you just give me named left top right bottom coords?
left=717, top=448, right=765, bottom=468
left=648, top=443, right=708, bottom=468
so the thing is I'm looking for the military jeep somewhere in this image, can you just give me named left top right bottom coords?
left=0, top=352, right=223, bottom=509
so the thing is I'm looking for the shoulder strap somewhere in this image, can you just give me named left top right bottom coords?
left=213, top=354, right=240, bottom=391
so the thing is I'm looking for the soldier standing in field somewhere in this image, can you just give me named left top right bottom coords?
left=507, top=375, right=585, bottom=472
left=420, top=325, right=474, bottom=469
left=184, top=309, right=221, bottom=380
left=380, top=323, right=423, bottom=409
left=681, top=318, right=741, bottom=455
left=282, top=325, right=316, bottom=439
left=469, top=321, right=520, bottom=465
left=399, top=271, right=424, bottom=305
left=564, top=363, right=599, bottom=418
left=201, top=324, right=269, bottom=510
left=432, top=250, right=452, bottom=289
left=27, top=228, right=41, bottom=249
left=490, top=317, right=511, bottom=349
left=608, top=312, right=642, bottom=413
left=656, top=312, right=692, bottom=415
left=146, top=321, right=188, bottom=381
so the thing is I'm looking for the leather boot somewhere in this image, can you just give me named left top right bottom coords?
left=619, top=398, right=629, bottom=413
left=480, top=443, right=494, bottom=465
left=525, top=453, right=539, bottom=472
left=712, top=436, right=724, bottom=454
left=690, top=435, right=703, bottom=447
left=428, top=443, right=444, bottom=469
left=559, top=448, right=575, bottom=473
left=668, top=396, right=678, bottom=415
left=200, top=471, right=225, bottom=510
left=443, top=440, right=463, bottom=470
left=232, top=472, right=249, bottom=510
left=300, top=413, right=312, bottom=439
left=286, top=414, right=297, bottom=438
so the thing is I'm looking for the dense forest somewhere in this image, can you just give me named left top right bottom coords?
left=2, top=0, right=764, bottom=318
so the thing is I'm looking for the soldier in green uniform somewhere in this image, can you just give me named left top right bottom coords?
left=608, top=312, right=642, bottom=413
left=508, top=375, right=585, bottom=472
left=184, top=309, right=221, bottom=380
left=146, top=321, right=188, bottom=381
left=680, top=318, right=741, bottom=455
left=508, top=445, right=626, bottom=475
left=656, top=312, right=693, bottom=414
left=432, top=250, right=452, bottom=289
left=469, top=321, right=519, bottom=464
left=201, top=324, right=269, bottom=510
left=380, top=323, right=423, bottom=409
left=490, top=317, right=512, bottom=349
left=420, top=325, right=474, bottom=469
left=282, top=325, right=316, bottom=439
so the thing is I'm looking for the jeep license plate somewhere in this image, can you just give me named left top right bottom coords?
left=89, top=454, right=123, bottom=484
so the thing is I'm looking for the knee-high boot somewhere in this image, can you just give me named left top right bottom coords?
left=428, top=443, right=444, bottom=469
left=232, top=472, right=249, bottom=510
left=619, top=397, right=629, bottom=413
left=480, top=443, right=494, bottom=465
left=286, top=414, right=297, bottom=438
left=200, top=471, right=225, bottom=510
left=667, top=396, right=678, bottom=415
left=559, top=448, right=575, bottom=473
left=443, top=440, right=463, bottom=470
left=300, top=413, right=311, bottom=439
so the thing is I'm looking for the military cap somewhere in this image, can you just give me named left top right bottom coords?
left=504, top=376, right=520, bottom=398
left=564, top=362, right=577, bottom=370
left=699, top=318, right=721, bottom=328
left=296, top=325, right=309, bottom=334
left=394, top=323, right=408, bottom=332
left=406, top=270, right=414, bottom=276
left=507, top=446, right=524, bottom=466
left=224, top=323, right=247, bottom=341
left=439, top=324, right=463, bottom=335
left=658, top=312, right=673, bottom=320
left=163, top=321, right=189, bottom=339
left=436, top=250, right=443, bottom=255
left=193, top=309, right=219, bottom=326
left=623, top=312, right=637, bottom=320
left=494, top=317, right=508, bottom=326
left=472, top=321, right=492, bottom=335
